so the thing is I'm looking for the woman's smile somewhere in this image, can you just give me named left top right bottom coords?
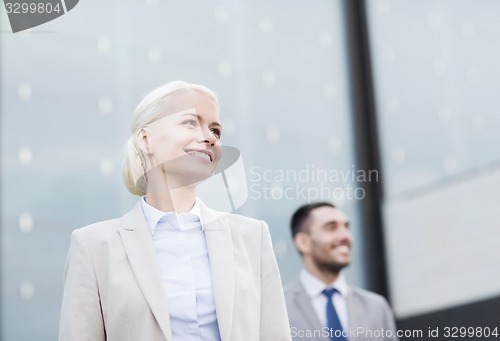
left=185, top=149, right=214, bottom=163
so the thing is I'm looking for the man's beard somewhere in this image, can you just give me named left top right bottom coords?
left=313, top=255, right=349, bottom=275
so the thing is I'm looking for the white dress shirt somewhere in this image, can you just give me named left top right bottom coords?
left=141, top=197, right=221, bottom=341
left=300, top=269, right=349, bottom=330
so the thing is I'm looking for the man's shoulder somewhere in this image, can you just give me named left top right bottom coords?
left=347, top=286, right=398, bottom=337
left=349, top=286, right=386, bottom=299
left=284, top=279, right=308, bottom=306
left=348, top=286, right=391, bottom=309
left=284, top=278, right=304, bottom=295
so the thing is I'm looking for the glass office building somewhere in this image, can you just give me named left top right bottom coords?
left=1, top=0, right=499, bottom=339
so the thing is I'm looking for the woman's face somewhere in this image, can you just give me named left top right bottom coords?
left=139, top=90, right=222, bottom=187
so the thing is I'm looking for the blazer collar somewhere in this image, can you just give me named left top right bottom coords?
left=119, top=201, right=173, bottom=340
left=300, top=269, right=349, bottom=298
left=292, top=276, right=365, bottom=332
left=198, top=200, right=235, bottom=341
left=289, top=280, right=324, bottom=332
left=119, top=200, right=235, bottom=341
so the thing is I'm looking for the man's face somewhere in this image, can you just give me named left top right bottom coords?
left=302, top=206, right=353, bottom=273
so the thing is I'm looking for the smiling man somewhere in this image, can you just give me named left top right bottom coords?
left=285, top=202, right=398, bottom=341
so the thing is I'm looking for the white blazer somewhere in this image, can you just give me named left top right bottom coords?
left=59, top=200, right=292, bottom=341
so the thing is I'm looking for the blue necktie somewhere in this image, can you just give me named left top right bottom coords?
left=322, top=288, right=347, bottom=341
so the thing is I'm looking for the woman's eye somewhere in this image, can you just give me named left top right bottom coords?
left=211, top=128, right=221, bottom=138
left=183, top=119, right=198, bottom=127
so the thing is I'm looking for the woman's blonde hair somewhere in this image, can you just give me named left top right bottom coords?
left=122, top=81, right=219, bottom=196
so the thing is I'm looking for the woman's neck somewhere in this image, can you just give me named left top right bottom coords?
left=145, top=169, right=197, bottom=213
left=145, top=187, right=196, bottom=213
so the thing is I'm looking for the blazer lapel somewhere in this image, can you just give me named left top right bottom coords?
left=200, top=201, right=235, bottom=341
left=118, top=202, right=173, bottom=341
left=292, top=281, right=325, bottom=333
left=346, top=288, right=361, bottom=330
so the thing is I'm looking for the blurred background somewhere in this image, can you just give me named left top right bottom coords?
left=1, top=0, right=499, bottom=339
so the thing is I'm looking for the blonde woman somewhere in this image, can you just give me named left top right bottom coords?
left=59, top=81, right=291, bottom=341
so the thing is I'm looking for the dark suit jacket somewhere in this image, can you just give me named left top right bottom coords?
left=285, top=279, right=399, bottom=341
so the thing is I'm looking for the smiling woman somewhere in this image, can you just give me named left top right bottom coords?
left=59, top=81, right=292, bottom=341
left=122, top=82, right=222, bottom=199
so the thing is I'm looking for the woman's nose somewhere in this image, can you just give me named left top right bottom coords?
left=198, top=128, right=216, bottom=146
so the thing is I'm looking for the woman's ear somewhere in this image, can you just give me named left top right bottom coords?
left=294, top=232, right=311, bottom=255
left=136, top=128, right=152, bottom=155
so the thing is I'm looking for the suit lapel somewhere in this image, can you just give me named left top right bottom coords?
left=346, top=288, right=361, bottom=330
left=200, top=201, right=235, bottom=341
left=118, top=202, right=173, bottom=341
left=292, top=281, right=324, bottom=333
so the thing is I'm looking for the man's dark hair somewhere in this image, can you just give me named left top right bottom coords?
left=290, top=202, right=336, bottom=239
